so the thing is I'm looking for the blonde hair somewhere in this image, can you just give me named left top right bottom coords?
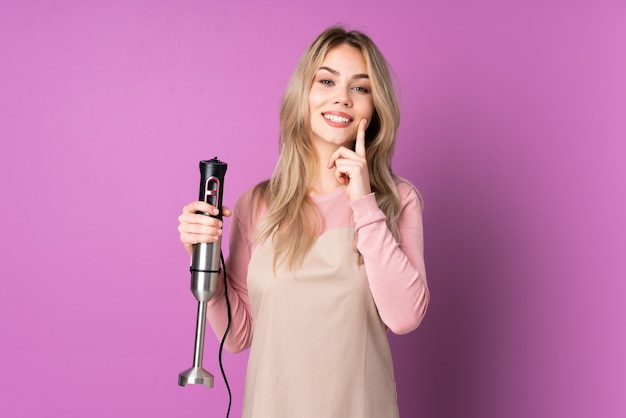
left=253, top=26, right=404, bottom=271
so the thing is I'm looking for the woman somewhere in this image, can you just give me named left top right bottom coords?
left=178, top=26, right=430, bottom=417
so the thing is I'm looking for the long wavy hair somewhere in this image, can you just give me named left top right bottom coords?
left=252, top=26, right=404, bottom=271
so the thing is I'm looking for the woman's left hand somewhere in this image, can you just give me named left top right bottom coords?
left=327, top=119, right=372, bottom=201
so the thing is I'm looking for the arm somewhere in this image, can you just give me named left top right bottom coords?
left=205, top=191, right=255, bottom=353
left=350, top=182, right=430, bottom=334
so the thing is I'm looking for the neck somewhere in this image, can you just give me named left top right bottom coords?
left=308, top=141, right=343, bottom=195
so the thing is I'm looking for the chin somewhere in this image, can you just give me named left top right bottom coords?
left=329, top=138, right=354, bottom=148
left=325, top=132, right=356, bottom=146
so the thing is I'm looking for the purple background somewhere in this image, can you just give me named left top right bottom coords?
left=1, top=1, right=625, bottom=417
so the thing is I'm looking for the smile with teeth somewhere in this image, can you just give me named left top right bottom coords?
left=324, top=113, right=352, bottom=124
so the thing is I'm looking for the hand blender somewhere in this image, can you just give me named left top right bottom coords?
left=179, top=157, right=228, bottom=388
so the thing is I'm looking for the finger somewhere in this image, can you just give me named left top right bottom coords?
left=333, top=159, right=361, bottom=180
left=180, top=230, right=222, bottom=246
left=355, top=119, right=367, bottom=157
left=178, top=208, right=224, bottom=230
left=178, top=218, right=223, bottom=247
left=180, top=222, right=223, bottom=238
left=189, top=213, right=223, bottom=227
left=221, top=206, right=233, bottom=217
left=196, top=201, right=230, bottom=218
left=327, top=146, right=353, bottom=169
left=327, top=147, right=365, bottom=168
left=184, top=200, right=219, bottom=216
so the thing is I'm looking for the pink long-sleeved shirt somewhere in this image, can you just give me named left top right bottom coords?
left=206, top=180, right=429, bottom=353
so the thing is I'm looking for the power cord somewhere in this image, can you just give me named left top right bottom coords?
left=218, top=252, right=232, bottom=418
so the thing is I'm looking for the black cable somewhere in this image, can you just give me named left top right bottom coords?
left=218, top=252, right=232, bottom=418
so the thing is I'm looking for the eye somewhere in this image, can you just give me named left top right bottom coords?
left=352, top=85, right=370, bottom=93
left=319, top=78, right=334, bottom=86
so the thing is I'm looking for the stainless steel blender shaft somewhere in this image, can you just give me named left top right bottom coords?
left=178, top=239, right=222, bottom=388
left=178, top=300, right=214, bottom=388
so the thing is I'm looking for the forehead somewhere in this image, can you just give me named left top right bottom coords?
left=320, top=44, right=368, bottom=74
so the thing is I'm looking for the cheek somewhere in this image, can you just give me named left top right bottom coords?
left=308, top=89, right=325, bottom=110
left=358, top=99, right=375, bottom=120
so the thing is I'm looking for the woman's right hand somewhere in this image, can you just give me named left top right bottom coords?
left=178, top=201, right=232, bottom=255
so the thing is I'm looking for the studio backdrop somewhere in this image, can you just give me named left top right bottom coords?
left=1, top=1, right=624, bottom=417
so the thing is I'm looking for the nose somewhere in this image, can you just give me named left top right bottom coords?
left=333, top=88, right=352, bottom=107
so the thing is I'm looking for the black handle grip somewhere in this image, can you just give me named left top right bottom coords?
left=198, top=157, right=228, bottom=220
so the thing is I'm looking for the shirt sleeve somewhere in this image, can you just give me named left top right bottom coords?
left=350, top=181, right=430, bottom=334
left=206, top=190, right=255, bottom=353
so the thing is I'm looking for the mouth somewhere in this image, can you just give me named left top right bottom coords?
left=323, top=113, right=353, bottom=125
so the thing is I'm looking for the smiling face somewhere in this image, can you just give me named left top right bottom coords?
left=308, top=43, right=375, bottom=152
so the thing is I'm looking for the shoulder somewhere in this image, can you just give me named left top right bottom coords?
left=393, top=176, right=424, bottom=211
left=232, top=180, right=269, bottom=224
left=233, top=187, right=254, bottom=211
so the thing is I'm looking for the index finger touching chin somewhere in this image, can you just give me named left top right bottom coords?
left=355, top=119, right=367, bottom=156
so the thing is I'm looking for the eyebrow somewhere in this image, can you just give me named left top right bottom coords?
left=318, top=66, right=369, bottom=80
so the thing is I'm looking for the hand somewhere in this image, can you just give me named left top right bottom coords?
left=327, top=119, right=371, bottom=201
left=178, top=201, right=232, bottom=255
